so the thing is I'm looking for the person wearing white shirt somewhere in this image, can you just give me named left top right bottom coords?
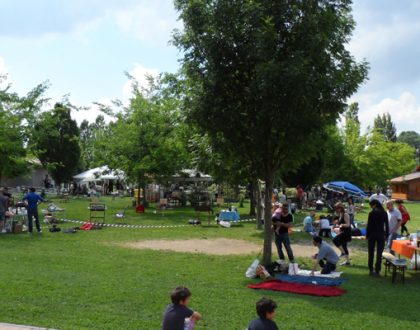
left=369, top=190, right=388, bottom=204
left=386, top=200, right=402, bottom=255
left=318, top=216, right=331, bottom=238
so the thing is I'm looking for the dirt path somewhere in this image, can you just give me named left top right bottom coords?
left=122, top=238, right=321, bottom=257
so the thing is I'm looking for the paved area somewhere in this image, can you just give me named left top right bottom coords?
left=0, top=323, right=55, bottom=330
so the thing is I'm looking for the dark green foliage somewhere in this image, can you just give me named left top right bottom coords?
left=398, top=131, right=420, bottom=150
left=174, top=0, right=368, bottom=263
left=32, top=103, right=81, bottom=186
left=373, top=112, right=397, bottom=142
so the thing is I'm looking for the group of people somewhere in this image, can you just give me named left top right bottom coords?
left=162, top=287, right=278, bottom=330
left=0, top=187, right=45, bottom=235
left=272, top=200, right=352, bottom=274
left=273, top=189, right=413, bottom=277
left=366, top=198, right=411, bottom=276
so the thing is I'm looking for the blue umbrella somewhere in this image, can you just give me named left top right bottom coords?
left=323, top=181, right=367, bottom=197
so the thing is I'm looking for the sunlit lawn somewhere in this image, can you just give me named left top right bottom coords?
left=1, top=196, right=420, bottom=329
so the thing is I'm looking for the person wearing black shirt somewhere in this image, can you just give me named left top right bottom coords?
left=366, top=199, right=389, bottom=277
left=272, top=203, right=294, bottom=262
left=332, top=202, right=352, bottom=266
left=247, top=298, right=278, bottom=330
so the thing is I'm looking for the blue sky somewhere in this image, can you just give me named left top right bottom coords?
left=1, top=0, right=420, bottom=133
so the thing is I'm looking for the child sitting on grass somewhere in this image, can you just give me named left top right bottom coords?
left=247, top=297, right=278, bottom=330
left=162, top=286, right=202, bottom=330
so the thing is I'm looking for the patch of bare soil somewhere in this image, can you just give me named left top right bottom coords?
left=121, top=238, right=321, bottom=257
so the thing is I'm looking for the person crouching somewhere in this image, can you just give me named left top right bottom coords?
left=310, top=236, right=339, bottom=276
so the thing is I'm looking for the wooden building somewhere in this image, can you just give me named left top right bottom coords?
left=390, top=171, right=420, bottom=201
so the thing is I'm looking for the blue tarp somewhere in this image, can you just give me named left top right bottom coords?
left=276, top=274, right=347, bottom=286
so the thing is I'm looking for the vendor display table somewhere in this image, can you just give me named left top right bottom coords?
left=218, top=211, right=240, bottom=222
left=392, top=239, right=420, bottom=270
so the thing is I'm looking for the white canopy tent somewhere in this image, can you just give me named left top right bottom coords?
left=73, top=166, right=125, bottom=183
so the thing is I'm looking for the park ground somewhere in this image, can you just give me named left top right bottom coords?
left=1, top=198, right=420, bottom=329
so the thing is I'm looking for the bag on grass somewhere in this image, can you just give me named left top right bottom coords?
left=288, top=262, right=299, bottom=275
left=246, top=259, right=260, bottom=278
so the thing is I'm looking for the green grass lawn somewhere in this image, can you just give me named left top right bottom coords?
left=1, top=197, right=420, bottom=329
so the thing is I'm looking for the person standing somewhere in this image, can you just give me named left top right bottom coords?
left=272, top=202, right=295, bottom=263
left=369, top=190, right=388, bottom=205
left=332, top=203, right=351, bottom=266
left=310, top=236, right=339, bottom=275
left=386, top=200, right=402, bottom=255
left=0, top=188, right=9, bottom=225
left=347, top=197, right=356, bottom=228
left=395, top=200, right=411, bottom=236
left=23, top=187, right=45, bottom=235
left=366, top=199, right=389, bottom=277
left=296, top=186, right=303, bottom=210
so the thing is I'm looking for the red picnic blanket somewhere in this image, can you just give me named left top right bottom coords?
left=248, top=279, right=345, bottom=297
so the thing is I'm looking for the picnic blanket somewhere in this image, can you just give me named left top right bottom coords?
left=248, top=280, right=346, bottom=297
left=276, top=274, right=346, bottom=286
left=296, top=270, right=343, bottom=278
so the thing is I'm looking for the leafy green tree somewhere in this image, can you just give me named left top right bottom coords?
left=0, top=75, right=48, bottom=182
left=79, top=115, right=108, bottom=170
left=97, top=75, right=190, bottom=205
left=373, top=112, right=397, bottom=142
left=398, top=131, right=420, bottom=150
left=358, top=131, right=416, bottom=188
left=174, top=0, right=368, bottom=264
left=31, top=103, right=81, bottom=190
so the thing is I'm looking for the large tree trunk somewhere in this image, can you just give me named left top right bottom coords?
left=262, top=175, right=274, bottom=266
left=249, top=182, right=256, bottom=216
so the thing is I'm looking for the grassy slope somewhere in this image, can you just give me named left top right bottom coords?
left=1, top=197, right=420, bottom=329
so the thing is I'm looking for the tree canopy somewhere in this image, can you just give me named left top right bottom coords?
left=0, top=76, right=48, bottom=182
left=373, top=112, right=397, bottom=142
left=174, top=0, right=368, bottom=264
left=398, top=131, right=420, bottom=150
left=31, top=103, right=81, bottom=188
left=95, top=75, right=190, bottom=203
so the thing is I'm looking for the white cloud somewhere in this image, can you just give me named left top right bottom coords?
left=66, top=98, right=114, bottom=125
left=114, top=1, right=180, bottom=44
left=122, top=63, right=160, bottom=100
left=357, top=91, right=420, bottom=134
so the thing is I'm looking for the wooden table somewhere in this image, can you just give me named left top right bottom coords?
left=392, top=239, right=420, bottom=270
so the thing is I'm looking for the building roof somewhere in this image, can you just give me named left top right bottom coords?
left=390, top=171, right=420, bottom=183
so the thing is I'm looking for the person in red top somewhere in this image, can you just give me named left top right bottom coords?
left=296, top=186, right=304, bottom=210
left=395, top=200, right=410, bottom=235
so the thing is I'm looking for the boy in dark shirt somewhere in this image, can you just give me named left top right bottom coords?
left=248, top=298, right=279, bottom=330
left=162, top=286, right=201, bottom=330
